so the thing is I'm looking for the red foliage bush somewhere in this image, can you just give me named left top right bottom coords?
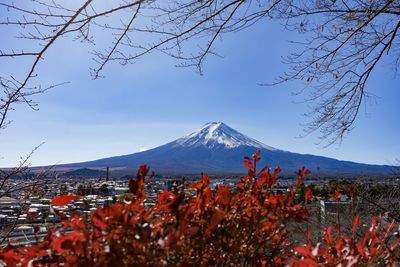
left=1, top=152, right=399, bottom=266
left=291, top=217, right=399, bottom=266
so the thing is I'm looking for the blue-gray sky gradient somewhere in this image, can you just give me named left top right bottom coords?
left=0, top=19, right=398, bottom=167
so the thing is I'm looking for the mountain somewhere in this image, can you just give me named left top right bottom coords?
left=53, top=122, right=392, bottom=176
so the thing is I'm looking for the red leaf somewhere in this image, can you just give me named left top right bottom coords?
left=352, top=215, right=360, bottom=234
left=189, top=174, right=210, bottom=193
left=137, top=165, right=149, bottom=177
left=296, top=166, right=311, bottom=179
left=50, top=195, right=79, bottom=206
left=205, top=207, right=225, bottom=236
left=236, top=183, right=244, bottom=190
left=273, top=166, right=281, bottom=175
left=297, top=175, right=304, bottom=188
left=335, top=189, right=340, bottom=201
left=294, top=245, right=311, bottom=257
left=301, top=258, right=319, bottom=267
left=325, top=226, right=333, bottom=245
left=256, top=172, right=268, bottom=188
left=3, top=245, right=21, bottom=265
left=258, top=166, right=270, bottom=175
left=240, top=176, right=249, bottom=183
left=248, top=168, right=255, bottom=178
left=270, top=167, right=281, bottom=187
left=347, top=186, right=356, bottom=197
left=243, top=159, right=254, bottom=169
left=328, top=188, right=341, bottom=201
left=253, top=150, right=261, bottom=162
left=215, top=186, right=231, bottom=206
left=189, top=181, right=202, bottom=190
left=92, top=212, right=107, bottom=231
left=372, top=216, right=379, bottom=227
left=129, top=179, right=139, bottom=195
left=201, top=174, right=210, bottom=187
left=304, top=188, right=313, bottom=203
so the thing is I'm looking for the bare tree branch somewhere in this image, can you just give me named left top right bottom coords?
left=0, top=0, right=398, bottom=143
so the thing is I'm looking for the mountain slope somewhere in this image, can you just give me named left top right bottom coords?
left=54, top=122, right=392, bottom=175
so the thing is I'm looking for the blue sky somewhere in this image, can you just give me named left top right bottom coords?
left=0, top=16, right=399, bottom=167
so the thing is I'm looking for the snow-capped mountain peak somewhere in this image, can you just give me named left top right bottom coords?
left=174, top=122, right=277, bottom=150
left=52, top=121, right=392, bottom=176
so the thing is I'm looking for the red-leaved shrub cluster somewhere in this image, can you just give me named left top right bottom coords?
left=1, top=152, right=399, bottom=266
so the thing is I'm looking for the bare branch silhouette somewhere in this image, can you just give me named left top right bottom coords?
left=0, top=0, right=398, bottom=142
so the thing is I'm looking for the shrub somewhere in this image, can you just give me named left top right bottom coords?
left=1, top=152, right=399, bottom=266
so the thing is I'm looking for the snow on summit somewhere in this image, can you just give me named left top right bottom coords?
left=174, top=122, right=277, bottom=150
